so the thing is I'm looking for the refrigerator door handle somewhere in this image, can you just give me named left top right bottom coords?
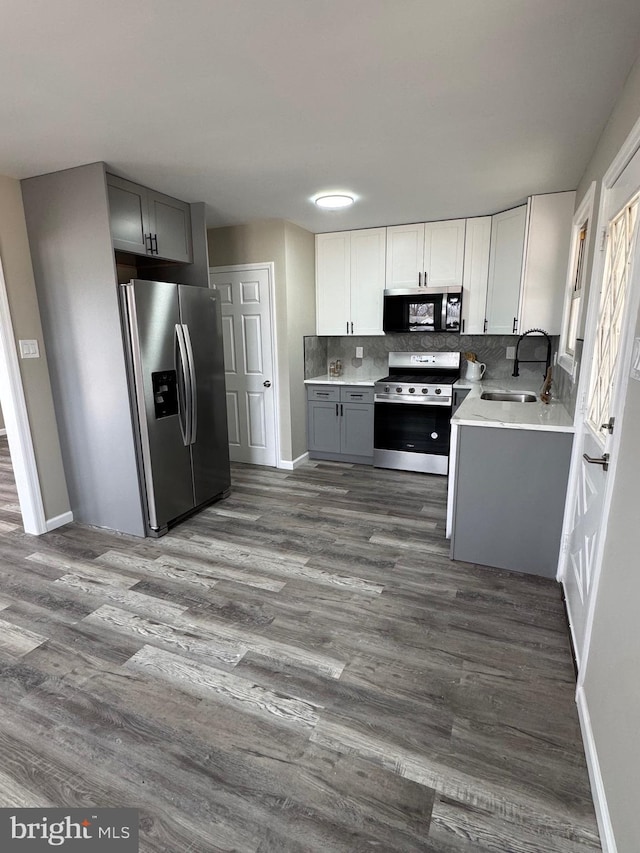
left=182, top=323, right=198, bottom=445
left=174, top=324, right=192, bottom=446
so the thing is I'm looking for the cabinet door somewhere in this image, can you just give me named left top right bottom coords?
left=350, top=228, right=386, bottom=335
left=485, top=205, right=527, bottom=335
left=107, top=175, right=148, bottom=255
left=461, top=217, right=491, bottom=334
left=147, top=190, right=193, bottom=263
left=385, top=223, right=424, bottom=289
left=340, top=402, right=374, bottom=457
left=452, top=388, right=470, bottom=414
left=519, top=192, right=575, bottom=335
left=423, top=219, right=466, bottom=288
left=307, top=401, right=341, bottom=452
left=316, top=232, right=351, bottom=335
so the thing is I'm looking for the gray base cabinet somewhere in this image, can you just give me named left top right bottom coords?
left=451, top=425, right=573, bottom=577
left=307, top=385, right=374, bottom=464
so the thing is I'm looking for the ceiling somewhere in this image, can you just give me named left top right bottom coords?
left=2, top=1, right=640, bottom=233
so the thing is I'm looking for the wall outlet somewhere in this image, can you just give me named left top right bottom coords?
left=506, top=346, right=515, bottom=360
left=355, top=346, right=363, bottom=359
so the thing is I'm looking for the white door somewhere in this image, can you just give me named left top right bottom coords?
left=210, top=267, right=277, bottom=467
left=562, top=163, right=640, bottom=665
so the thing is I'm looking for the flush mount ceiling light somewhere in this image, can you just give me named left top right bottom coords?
left=314, top=193, right=355, bottom=210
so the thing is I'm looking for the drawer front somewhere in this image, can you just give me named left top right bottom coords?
left=341, top=386, right=374, bottom=404
left=307, top=385, right=340, bottom=402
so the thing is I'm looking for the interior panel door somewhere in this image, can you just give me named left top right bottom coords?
left=210, top=267, right=277, bottom=466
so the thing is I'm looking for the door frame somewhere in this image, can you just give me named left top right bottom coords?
left=208, top=262, right=281, bottom=468
left=0, top=256, right=47, bottom=534
left=558, top=114, right=640, bottom=681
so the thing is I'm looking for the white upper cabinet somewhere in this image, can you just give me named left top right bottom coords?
left=519, top=191, right=575, bottom=335
left=316, top=228, right=385, bottom=336
left=107, top=174, right=193, bottom=263
left=461, top=216, right=492, bottom=335
left=349, top=229, right=387, bottom=335
left=386, top=219, right=466, bottom=289
left=423, top=219, right=466, bottom=287
left=485, top=205, right=527, bottom=335
left=385, top=223, right=425, bottom=288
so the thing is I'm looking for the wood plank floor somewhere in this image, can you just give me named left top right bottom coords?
left=0, top=437, right=600, bottom=851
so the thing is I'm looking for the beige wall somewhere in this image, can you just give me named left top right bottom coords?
left=207, top=219, right=315, bottom=463
left=572, top=50, right=640, bottom=852
left=0, top=174, right=70, bottom=520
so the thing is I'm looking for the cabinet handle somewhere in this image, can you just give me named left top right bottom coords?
left=483, top=318, right=488, bottom=333
left=145, top=233, right=153, bottom=254
left=340, top=404, right=343, bottom=416
left=336, top=403, right=339, bottom=416
left=461, top=319, right=465, bottom=333
left=351, top=394, right=363, bottom=398
left=152, top=234, right=159, bottom=255
left=512, top=317, right=518, bottom=334
left=351, top=321, right=354, bottom=334
left=346, top=322, right=349, bottom=334
left=418, top=272, right=422, bottom=287
left=317, top=392, right=329, bottom=397
left=424, top=271, right=428, bottom=286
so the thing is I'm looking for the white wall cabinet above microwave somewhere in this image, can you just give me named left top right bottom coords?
left=107, top=174, right=193, bottom=264
left=316, top=228, right=386, bottom=336
left=386, top=219, right=466, bottom=289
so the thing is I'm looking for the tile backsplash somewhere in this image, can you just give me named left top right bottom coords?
left=304, top=333, right=559, bottom=385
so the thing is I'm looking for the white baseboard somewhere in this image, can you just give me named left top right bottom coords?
left=278, top=452, right=309, bottom=471
left=0, top=428, right=6, bottom=436
left=45, top=510, right=74, bottom=532
left=576, top=686, right=617, bottom=853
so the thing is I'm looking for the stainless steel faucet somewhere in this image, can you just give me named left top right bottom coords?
left=512, top=329, right=552, bottom=378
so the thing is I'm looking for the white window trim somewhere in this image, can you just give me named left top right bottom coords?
left=558, top=181, right=596, bottom=379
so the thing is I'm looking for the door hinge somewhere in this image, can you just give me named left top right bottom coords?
left=600, top=416, right=615, bottom=434
left=600, top=227, right=608, bottom=252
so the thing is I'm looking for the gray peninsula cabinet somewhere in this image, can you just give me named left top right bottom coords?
left=20, top=162, right=211, bottom=537
left=307, top=385, right=374, bottom=464
left=450, top=425, right=573, bottom=577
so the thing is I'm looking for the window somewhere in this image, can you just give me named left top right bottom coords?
left=558, top=183, right=595, bottom=378
left=586, top=192, right=639, bottom=436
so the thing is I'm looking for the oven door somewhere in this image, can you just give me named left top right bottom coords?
left=373, top=401, right=451, bottom=474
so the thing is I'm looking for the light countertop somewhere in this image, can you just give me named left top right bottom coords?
left=453, top=377, right=574, bottom=433
left=305, top=373, right=380, bottom=386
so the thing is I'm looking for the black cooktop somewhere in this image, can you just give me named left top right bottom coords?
left=379, top=372, right=458, bottom=385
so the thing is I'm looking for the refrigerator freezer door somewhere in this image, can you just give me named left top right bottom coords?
left=178, top=285, right=231, bottom=505
left=124, top=280, right=195, bottom=530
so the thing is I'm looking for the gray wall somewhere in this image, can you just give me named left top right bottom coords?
left=207, top=219, right=316, bottom=464
left=571, top=49, right=640, bottom=852
left=0, top=173, right=70, bottom=521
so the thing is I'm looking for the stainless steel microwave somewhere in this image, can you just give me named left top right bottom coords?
left=383, top=287, right=462, bottom=333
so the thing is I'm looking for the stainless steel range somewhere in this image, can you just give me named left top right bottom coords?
left=374, top=351, right=461, bottom=475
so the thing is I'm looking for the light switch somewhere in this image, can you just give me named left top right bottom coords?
left=19, top=339, right=40, bottom=359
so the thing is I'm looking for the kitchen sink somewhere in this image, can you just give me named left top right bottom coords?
left=481, top=391, right=537, bottom=403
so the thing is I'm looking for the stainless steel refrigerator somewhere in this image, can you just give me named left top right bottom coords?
left=121, top=279, right=230, bottom=535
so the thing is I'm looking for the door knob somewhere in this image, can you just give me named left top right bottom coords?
left=583, top=452, right=609, bottom=471
left=263, top=380, right=271, bottom=388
